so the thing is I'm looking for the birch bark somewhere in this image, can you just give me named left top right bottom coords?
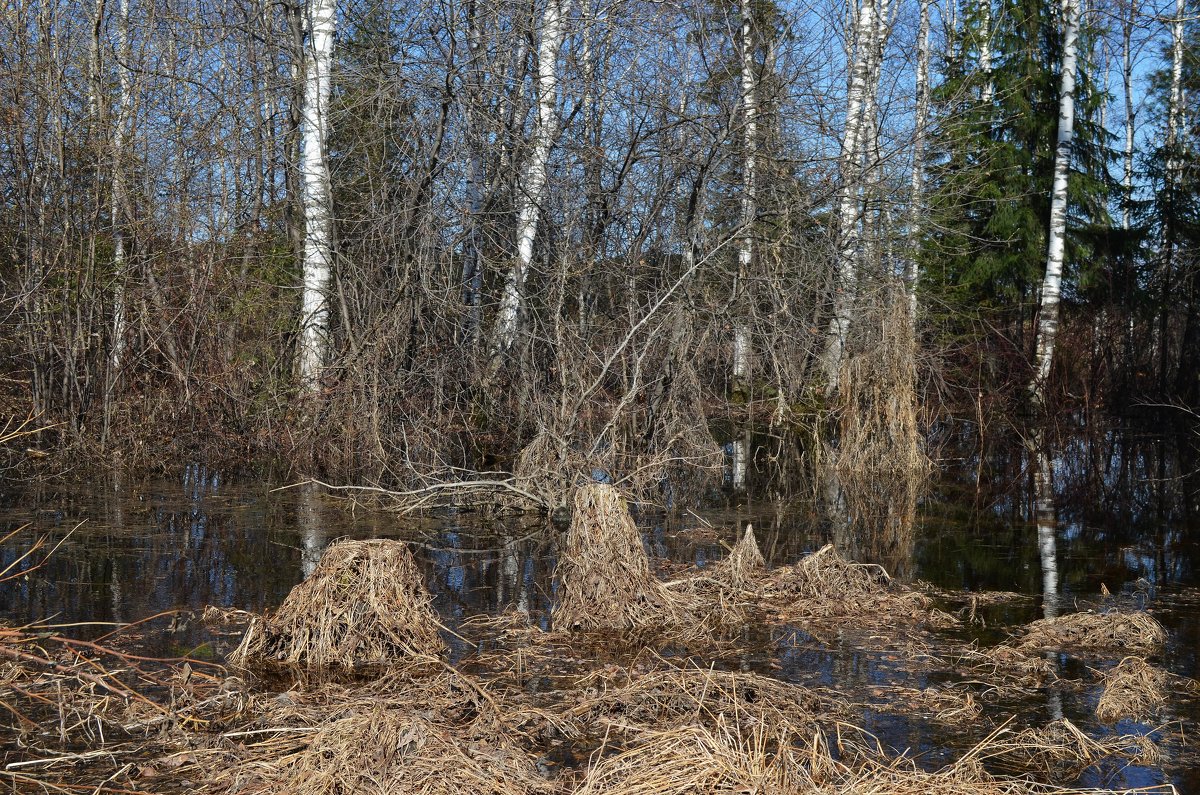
left=979, top=0, right=993, bottom=104
left=490, top=0, right=566, bottom=364
left=110, top=0, right=130, bottom=374
left=1121, top=0, right=1135, bottom=231
left=906, top=0, right=931, bottom=321
left=297, top=0, right=336, bottom=385
left=823, top=0, right=880, bottom=390
left=1031, top=0, right=1080, bottom=404
left=733, top=0, right=757, bottom=387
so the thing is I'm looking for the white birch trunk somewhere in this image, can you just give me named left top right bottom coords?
left=734, top=0, right=756, bottom=386
left=490, top=0, right=565, bottom=362
left=462, top=0, right=485, bottom=341
left=1122, top=0, right=1135, bottom=231
left=979, top=0, right=993, bottom=104
left=906, top=0, right=931, bottom=321
left=110, top=0, right=130, bottom=375
left=823, top=0, right=880, bottom=390
left=1033, top=445, right=1059, bottom=619
left=297, top=0, right=336, bottom=385
left=1031, top=0, right=1080, bottom=403
left=1167, top=0, right=1184, bottom=176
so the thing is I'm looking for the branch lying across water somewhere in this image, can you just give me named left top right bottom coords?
left=276, top=477, right=550, bottom=513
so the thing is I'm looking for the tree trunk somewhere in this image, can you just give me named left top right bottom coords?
left=489, top=0, right=565, bottom=368
left=979, top=0, right=993, bottom=104
left=1159, top=0, right=1184, bottom=393
left=733, top=0, right=757, bottom=389
left=110, top=0, right=130, bottom=376
left=297, top=0, right=337, bottom=386
left=1122, top=0, right=1135, bottom=232
left=1031, top=0, right=1081, bottom=406
left=906, top=0, right=931, bottom=322
left=823, top=0, right=880, bottom=391
left=461, top=0, right=486, bottom=343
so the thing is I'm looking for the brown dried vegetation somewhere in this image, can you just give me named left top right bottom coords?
left=229, top=539, right=447, bottom=676
left=1017, top=611, right=1167, bottom=654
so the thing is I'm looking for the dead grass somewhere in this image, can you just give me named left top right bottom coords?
left=553, top=484, right=738, bottom=637
left=952, top=643, right=1058, bottom=692
left=229, top=539, right=447, bottom=676
left=862, top=684, right=982, bottom=725
left=1017, top=611, right=1167, bottom=654
left=564, top=657, right=844, bottom=741
left=762, top=544, right=953, bottom=630
left=1096, top=656, right=1169, bottom=724
left=981, top=718, right=1161, bottom=781
left=574, top=721, right=805, bottom=795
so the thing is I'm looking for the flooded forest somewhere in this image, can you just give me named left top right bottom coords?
left=2, top=0, right=1200, bottom=792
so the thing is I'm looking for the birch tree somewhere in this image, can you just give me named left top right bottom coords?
left=110, top=0, right=131, bottom=375
left=823, top=0, right=884, bottom=391
left=1030, top=0, right=1081, bottom=405
left=733, top=0, right=757, bottom=388
left=489, top=0, right=566, bottom=370
left=297, top=0, right=337, bottom=385
left=906, top=0, right=932, bottom=320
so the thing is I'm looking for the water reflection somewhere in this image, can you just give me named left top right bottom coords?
left=1033, top=439, right=1061, bottom=620
left=0, top=422, right=1198, bottom=788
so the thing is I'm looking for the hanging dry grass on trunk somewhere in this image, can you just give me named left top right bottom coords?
left=829, top=286, right=930, bottom=498
left=229, top=539, right=446, bottom=676
left=1017, top=610, right=1167, bottom=654
left=553, top=484, right=713, bottom=635
left=1095, top=656, right=1169, bottom=724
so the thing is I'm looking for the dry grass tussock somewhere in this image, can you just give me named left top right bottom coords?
left=703, top=523, right=766, bottom=590
left=762, top=544, right=955, bottom=629
left=950, top=643, right=1058, bottom=692
left=229, top=539, right=447, bottom=676
left=574, top=718, right=1171, bottom=795
left=574, top=721, right=806, bottom=795
left=1017, top=610, right=1167, bottom=654
left=1096, top=656, right=1169, bottom=724
left=563, top=657, right=845, bottom=741
left=553, top=484, right=743, bottom=636
left=981, top=718, right=1161, bottom=781
left=214, top=701, right=549, bottom=795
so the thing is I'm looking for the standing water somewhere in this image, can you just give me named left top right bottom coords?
left=1, top=424, right=1198, bottom=790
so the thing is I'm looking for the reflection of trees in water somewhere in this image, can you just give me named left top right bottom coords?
left=1033, top=441, right=1060, bottom=621
left=298, top=483, right=325, bottom=579
left=924, top=420, right=1199, bottom=591
left=822, top=463, right=918, bottom=580
left=1031, top=432, right=1063, bottom=721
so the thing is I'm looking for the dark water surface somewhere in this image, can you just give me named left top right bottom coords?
left=2, top=425, right=1199, bottom=790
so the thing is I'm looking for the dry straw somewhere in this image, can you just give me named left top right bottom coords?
left=553, top=484, right=712, bottom=635
left=1018, top=611, right=1167, bottom=654
left=574, top=721, right=804, bottom=795
left=982, top=718, right=1161, bottom=781
left=565, top=657, right=841, bottom=741
left=762, top=543, right=950, bottom=628
left=1095, top=656, right=1168, bottom=723
left=229, top=539, right=447, bottom=675
left=705, top=523, right=766, bottom=590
